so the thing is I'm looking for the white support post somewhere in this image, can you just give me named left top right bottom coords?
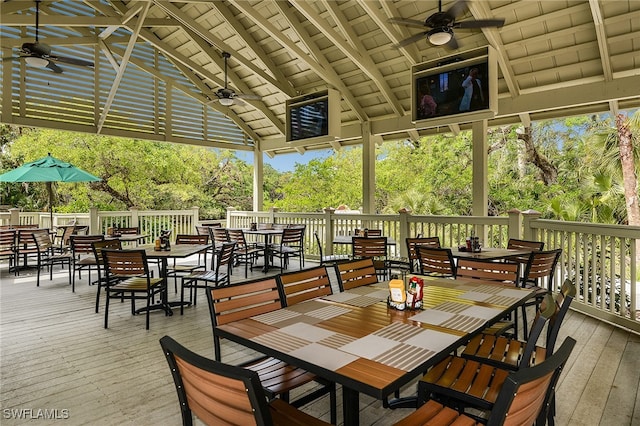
left=362, top=122, right=375, bottom=214
left=253, top=149, right=263, bottom=211
left=472, top=120, right=488, bottom=240
left=507, top=209, right=522, bottom=241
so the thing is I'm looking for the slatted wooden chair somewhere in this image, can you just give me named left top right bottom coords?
left=394, top=337, right=576, bottom=426
left=417, top=246, right=456, bottom=278
left=160, top=336, right=332, bottom=426
left=0, top=229, right=17, bottom=273
left=180, top=241, right=235, bottom=314
left=32, top=228, right=73, bottom=288
left=166, top=234, right=209, bottom=292
left=92, top=238, right=122, bottom=313
left=70, top=234, right=105, bottom=292
left=209, top=227, right=229, bottom=251
left=365, top=228, right=383, bottom=236
left=406, top=236, right=441, bottom=273
left=456, top=258, right=521, bottom=336
left=507, top=238, right=544, bottom=262
left=314, top=231, right=349, bottom=266
left=117, top=226, right=139, bottom=235
left=520, top=249, right=562, bottom=339
left=416, top=293, right=557, bottom=420
left=195, top=225, right=214, bottom=262
left=335, top=258, right=378, bottom=291
left=102, top=248, right=165, bottom=330
left=271, top=226, right=305, bottom=272
left=206, top=277, right=336, bottom=424
left=461, top=279, right=576, bottom=370
left=54, top=224, right=76, bottom=253
left=227, top=228, right=264, bottom=278
left=352, top=236, right=388, bottom=280
left=15, top=228, right=40, bottom=274
left=277, top=265, right=333, bottom=306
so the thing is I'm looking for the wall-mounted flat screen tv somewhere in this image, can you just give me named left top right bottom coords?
left=286, top=89, right=340, bottom=143
left=412, top=46, right=498, bottom=128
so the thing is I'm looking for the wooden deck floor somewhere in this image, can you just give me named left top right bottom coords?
left=1, top=258, right=639, bottom=425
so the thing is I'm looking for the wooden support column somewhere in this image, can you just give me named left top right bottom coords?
left=362, top=122, right=375, bottom=214
left=253, top=149, right=264, bottom=211
left=472, top=120, right=488, bottom=239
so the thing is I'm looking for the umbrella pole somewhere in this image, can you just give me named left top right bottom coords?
left=47, top=181, right=53, bottom=229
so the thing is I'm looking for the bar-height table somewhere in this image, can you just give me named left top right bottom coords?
left=216, top=276, right=535, bottom=425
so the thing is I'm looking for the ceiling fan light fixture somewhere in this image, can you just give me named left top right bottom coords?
left=219, top=97, right=234, bottom=106
left=25, top=56, right=48, bottom=68
left=428, top=28, right=453, bottom=45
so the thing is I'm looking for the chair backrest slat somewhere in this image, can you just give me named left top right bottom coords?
left=71, top=235, right=105, bottom=255
left=160, top=336, right=270, bottom=426
left=456, top=259, right=519, bottom=285
left=487, top=337, right=576, bottom=426
left=103, top=249, right=148, bottom=277
left=207, top=277, right=283, bottom=360
left=416, top=246, right=455, bottom=278
left=352, top=237, right=387, bottom=258
left=210, top=228, right=229, bottom=245
left=277, top=266, right=333, bottom=306
left=523, top=249, right=562, bottom=286
left=176, top=234, right=209, bottom=245
left=335, top=258, right=378, bottom=291
left=32, top=229, right=53, bottom=251
left=0, top=230, right=16, bottom=251
left=507, top=238, right=544, bottom=251
left=280, top=227, right=303, bottom=245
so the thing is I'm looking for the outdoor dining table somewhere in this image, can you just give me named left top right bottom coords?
left=449, top=247, right=532, bottom=261
left=139, top=243, right=211, bottom=315
left=332, top=234, right=397, bottom=245
left=243, top=228, right=283, bottom=272
left=215, top=275, right=536, bottom=425
left=105, top=233, right=149, bottom=244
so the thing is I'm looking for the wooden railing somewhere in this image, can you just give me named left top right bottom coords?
left=3, top=206, right=639, bottom=333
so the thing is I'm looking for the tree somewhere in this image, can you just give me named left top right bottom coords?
left=3, top=128, right=255, bottom=218
left=589, top=111, right=640, bottom=226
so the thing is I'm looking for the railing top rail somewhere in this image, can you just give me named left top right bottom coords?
left=532, top=218, right=640, bottom=239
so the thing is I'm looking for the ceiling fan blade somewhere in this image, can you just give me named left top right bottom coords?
left=50, top=55, right=94, bottom=67
left=232, top=98, right=247, bottom=106
left=21, top=41, right=50, bottom=56
left=393, top=31, right=429, bottom=49
left=387, top=17, right=427, bottom=29
left=236, top=93, right=262, bottom=101
left=445, top=0, right=469, bottom=20
left=443, top=35, right=459, bottom=50
left=45, top=60, right=63, bottom=73
left=455, top=18, right=505, bottom=29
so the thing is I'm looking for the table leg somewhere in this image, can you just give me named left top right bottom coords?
left=261, top=234, right=271, bottom=272
left=342, top=386, right=359, bottom=426
left=135, top=258, right=173, bottom=316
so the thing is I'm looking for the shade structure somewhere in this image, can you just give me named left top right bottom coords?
left=0, top=154, right=100, bottom=226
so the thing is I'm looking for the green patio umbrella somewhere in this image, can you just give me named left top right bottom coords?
left=0, top=153, right=100, bottom=227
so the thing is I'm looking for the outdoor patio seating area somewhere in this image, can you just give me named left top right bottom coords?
left=1, top=252, right=640, bottom=425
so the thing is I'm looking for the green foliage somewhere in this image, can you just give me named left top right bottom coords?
left=1, top=127, right=255, bottom=219
left=2, top=108, right=637, bottom=226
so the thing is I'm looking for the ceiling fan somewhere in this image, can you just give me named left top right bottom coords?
left=3, top=0, right=94, bottom=73
left=210, top=52, right=261, bottom=106
left=388, top=0, right=505, bottom=50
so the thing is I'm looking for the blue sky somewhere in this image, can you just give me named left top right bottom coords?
left=235, top=149, right=335, bottom=172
